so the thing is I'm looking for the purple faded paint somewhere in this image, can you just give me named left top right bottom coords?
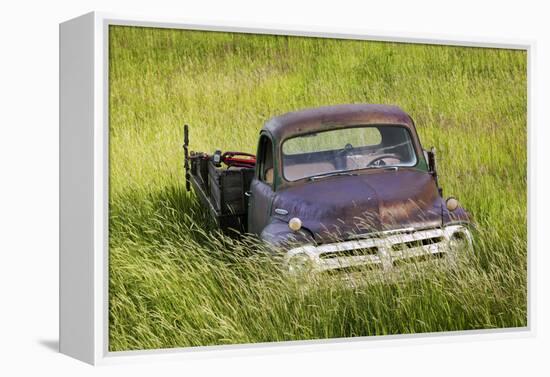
left=255, top=104, right=471, bottom=246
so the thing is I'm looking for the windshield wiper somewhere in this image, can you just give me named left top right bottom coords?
left=308, top=172, right=358, bottom=181
left=362, top=165, right=400, bottom=171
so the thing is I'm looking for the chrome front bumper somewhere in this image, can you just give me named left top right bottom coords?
left=284, top=225, right=472, bottom=273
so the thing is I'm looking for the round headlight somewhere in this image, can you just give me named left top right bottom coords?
left=446, top=197, right=459, bottom=212
left=288, top=217, right=302, bottom=232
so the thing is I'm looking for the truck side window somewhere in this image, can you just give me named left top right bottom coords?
left=258, top=135, right=274, bottom=185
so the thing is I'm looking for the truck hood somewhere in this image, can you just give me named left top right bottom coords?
left=272, top=169, right=443, bottom=242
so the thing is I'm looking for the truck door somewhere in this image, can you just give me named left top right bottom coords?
left=248, top=134, right=275, bottom=235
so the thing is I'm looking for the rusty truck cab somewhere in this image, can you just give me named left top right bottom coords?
left=247, top=104, right=470, bottom=254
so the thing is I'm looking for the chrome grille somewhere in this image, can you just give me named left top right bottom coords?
left=319, top=247, right=379, bottom=259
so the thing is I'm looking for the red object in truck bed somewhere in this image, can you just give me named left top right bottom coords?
left=221, top=151, right=256, bottom=168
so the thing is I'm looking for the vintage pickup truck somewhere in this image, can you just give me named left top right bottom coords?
left=184, top=104, right=472, bottom=273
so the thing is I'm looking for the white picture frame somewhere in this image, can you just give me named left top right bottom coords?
left=59, top=11, right=533, bottom=365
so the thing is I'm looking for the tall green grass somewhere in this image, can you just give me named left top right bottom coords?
left=108, top=26, right=527, bottom=351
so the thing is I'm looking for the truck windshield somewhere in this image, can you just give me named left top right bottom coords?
left=282, top=125, right=417, bottom=181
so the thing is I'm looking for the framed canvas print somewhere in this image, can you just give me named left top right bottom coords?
left=59, top=12, right=531, bottom=365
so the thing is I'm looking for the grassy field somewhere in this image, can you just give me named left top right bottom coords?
left=108, top=26, right=527, bottom=351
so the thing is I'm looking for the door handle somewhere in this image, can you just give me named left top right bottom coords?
left=244, top=191, right=252, bottom=197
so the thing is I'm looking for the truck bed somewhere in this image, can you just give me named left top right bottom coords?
left=189, top=156, right=254, bottom=233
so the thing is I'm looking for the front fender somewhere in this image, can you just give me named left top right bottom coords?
left=442, top=204, right=472, bottom=227
left=260, top=220, right=315, bottom=250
